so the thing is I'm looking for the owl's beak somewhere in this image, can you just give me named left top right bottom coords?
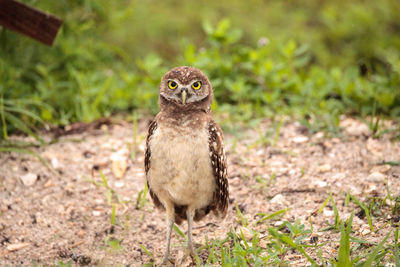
left=181, top=90, right=187, bottom=104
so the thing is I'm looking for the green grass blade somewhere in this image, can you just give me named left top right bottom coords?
left=318, top=194, right=331, bottom=214
left=350, top=194, right=374, bottom=232
left=173, top=223, right=186, bottom=238
left=4, top=112, right=44, bottom=143
left=381, top=161, right=400, bottom=166
left=238, top=228, right=250, bottom=249
left=235, top=203, right=248, bottom=226
left=364, top=209, right=374, bottom=232
left=255, top=208, right=289, bottom=225
left=99, top=170, right=109, bottom=188
left=3, top=98, right=53, bottom=110
left=136, top=190, right=144, bottom=209
left=362, top=231, right=391, bottom=267
left=337, top=212, right=353, bottom=267
left=92, top=76, right=112, bottom=112
left=139, top=244, right=154, bottom=258
left=330, top=193, right=340, bottom=229
left=349, top=236, right=374, bottom=245
left=106, top=189, right=112, bottom=205
left=4, top=106, right=45, bottom=125
left=395, top=228, right=400, bottom=267
left=268, top=227, right=318, bottom=265
left=345, top=191, right=351, bottom=207
left=194, top=252, right=201, bottom=267
left=221, top=245, right=225, bottom=265
left=0, top=95, right=8, bottom=140
left=369, top=101, right=377, bottom=132
left=141, top=182, right=148, bottom=208
left=111, top=204, right=116, bottom=225
left=58, top=260, right=72, bottom=267
left=272, top=117, right=284, bottom=146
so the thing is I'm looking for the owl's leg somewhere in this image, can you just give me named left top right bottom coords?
left=161, top=202, right=175, bottom=265
left=186, top=208, right=196, bottom=257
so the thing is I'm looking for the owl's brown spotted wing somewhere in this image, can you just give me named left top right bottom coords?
left=144, top=120, right=163, bottom=209
left=208, top=119, right=229, bottom=218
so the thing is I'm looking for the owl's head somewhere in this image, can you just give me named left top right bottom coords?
left=159, top=66, right=213, bottom=112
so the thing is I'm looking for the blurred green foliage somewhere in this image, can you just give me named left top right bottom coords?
left=0, top=0, right=399, bottom=139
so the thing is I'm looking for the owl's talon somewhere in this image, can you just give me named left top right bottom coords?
left=184, top=246, right=196, bottom=257
left=158, top=256, right=174, bottom=266
left=178, top=249, right=197, bottom=265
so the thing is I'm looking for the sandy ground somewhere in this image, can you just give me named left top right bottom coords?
left=0, top=117, right=399, bottom=266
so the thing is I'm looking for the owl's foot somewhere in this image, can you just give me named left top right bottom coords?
left=184, top=245, right=196, bottom=258
left=177, top=245, right=199, bottom=265
left=157, top=255, right=174, bottom=266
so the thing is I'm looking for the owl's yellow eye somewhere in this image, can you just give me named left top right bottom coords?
left=168, top=81, right=178, bottom=90
left=192, top=81, right=201, bottom=90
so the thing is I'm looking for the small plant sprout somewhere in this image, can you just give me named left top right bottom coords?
left=135, top=183, right=148, bottom=210
left=235, top=203, right=248, bottom=227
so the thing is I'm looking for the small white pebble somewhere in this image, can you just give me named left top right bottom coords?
left=323, top=209, right=334, bottom=217
left=386, top=199, right=395, bottom=206
left=317, top=164, right=331, bottom=173
left=292, top=136, right=309, bottom=143
left=360, top=225, right=371, bottom=236
left=114, top=181, right=124, bottom=188
left=270, top=194, right=288, bottom=205
left=20, top=173, right=37, bottom=186
left=367, top=172, right=385, bottom=183
left=93, top=210, right=101, bottom=216
left=314, top=132, right=324, bottom=139
left=51, top=158, right=59, bottom=169
left=315, top=180, right=328, bottom=188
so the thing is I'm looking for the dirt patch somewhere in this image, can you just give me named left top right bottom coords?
left=0, top=117, right=399, bottom=266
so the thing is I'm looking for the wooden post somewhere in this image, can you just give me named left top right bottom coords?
left=0, top=0, right=62, bottom=46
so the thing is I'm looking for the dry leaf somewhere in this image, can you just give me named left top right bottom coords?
left=112, top=158, right=127, bottom=179
left=370, top=164, right=391, bottom=174
left=44, top=180, right=54, bottom=188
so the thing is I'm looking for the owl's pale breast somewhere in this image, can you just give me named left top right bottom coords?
left=148, top=122, right=215, bottom=210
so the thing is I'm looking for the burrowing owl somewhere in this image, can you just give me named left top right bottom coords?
left=145, top=66, right=229, bottom=264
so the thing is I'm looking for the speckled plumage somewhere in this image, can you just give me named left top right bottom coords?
left=144, top=66, right=228, bottom=264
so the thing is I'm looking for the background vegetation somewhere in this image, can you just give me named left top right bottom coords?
left=1, top=0, right=399, bottom=138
